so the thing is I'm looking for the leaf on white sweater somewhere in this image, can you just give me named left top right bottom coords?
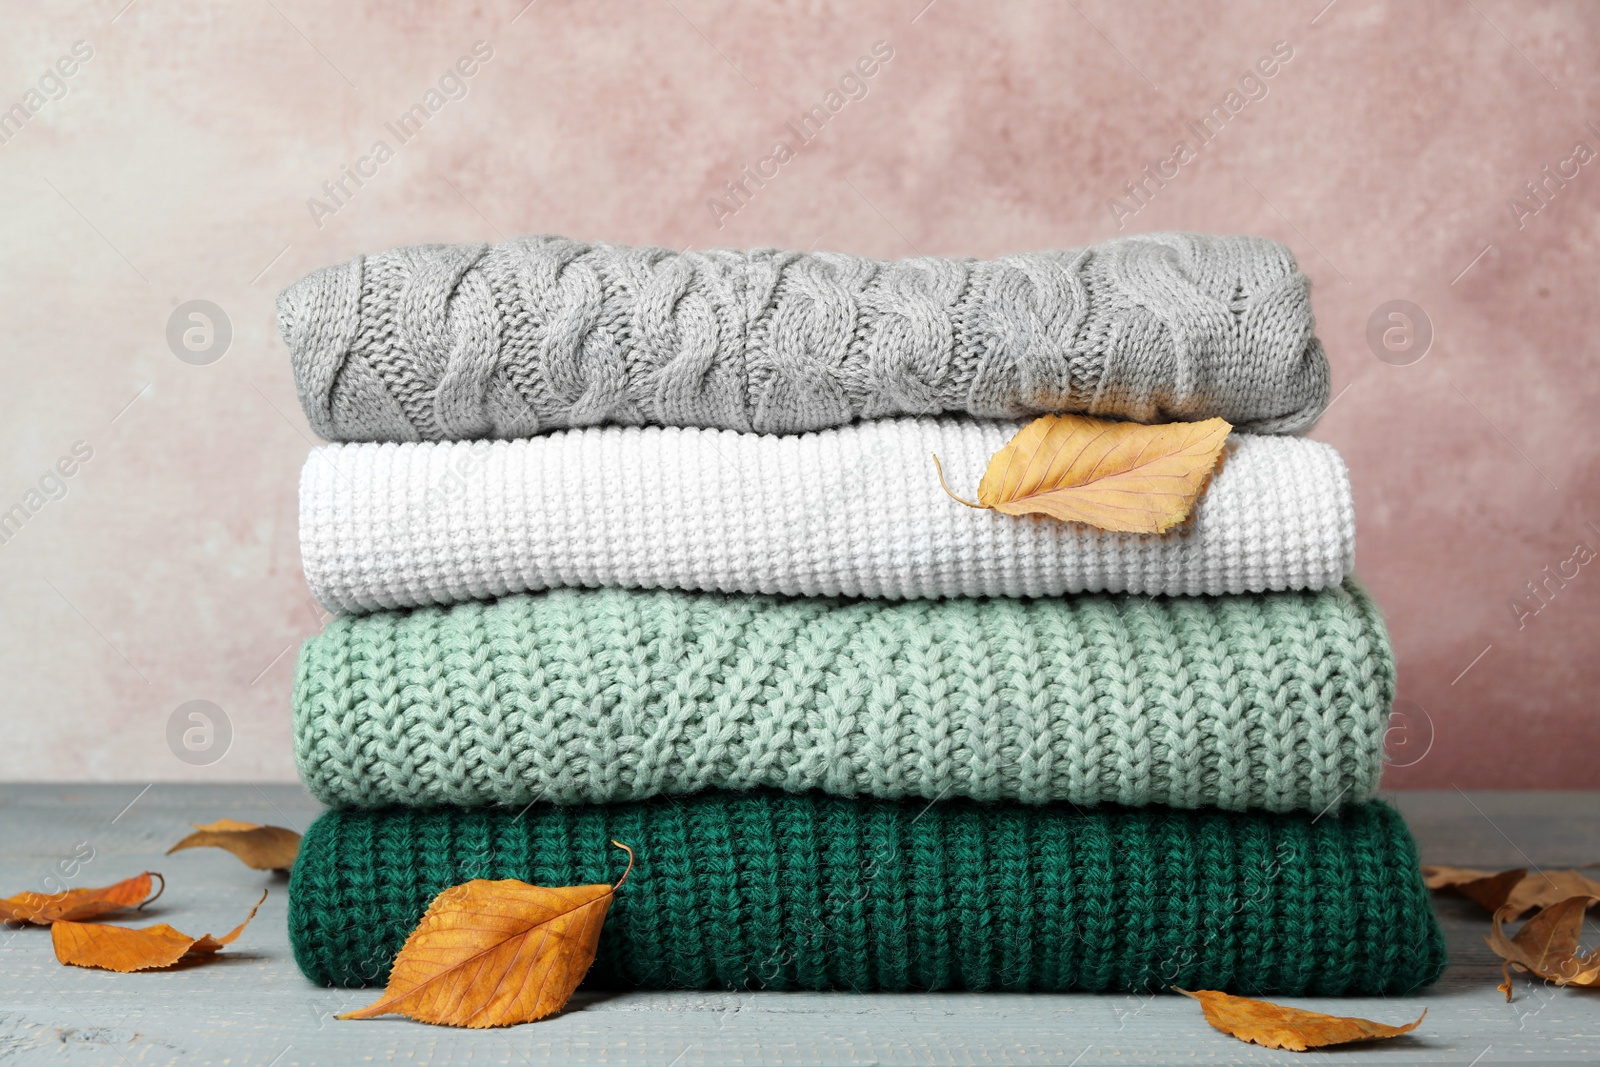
left=934, top=414, right=1231, bottom=534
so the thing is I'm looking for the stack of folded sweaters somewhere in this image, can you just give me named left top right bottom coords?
left=281, top=232, right=1446, bottom=995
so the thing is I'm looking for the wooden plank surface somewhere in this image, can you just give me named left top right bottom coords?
left=1, top=785, right=1595, bottom=1065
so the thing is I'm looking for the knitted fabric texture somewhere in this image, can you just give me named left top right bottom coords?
left=278, top=231, right=1330, bottom=442
left=286, top=792, right=1446, bottom=995
left=300, top=418, right=1355, bottom=612
left=292, top=580, right=1393, bottom=813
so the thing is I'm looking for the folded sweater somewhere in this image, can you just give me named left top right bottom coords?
left=278, top=232, right=1330, bottom=442
left=287, top=792, right=1446, bottom=995
left=293, top=580, right=1393, bottom=813
left=300, top=418, right=1355, bottom=612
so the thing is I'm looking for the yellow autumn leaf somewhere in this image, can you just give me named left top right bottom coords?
left=52, top=890, right=266, bottom=972
left=1175, top=987, right=1425, bottom=1051
left=167, top=819, right=302, bottom=871
left=934, top=414, right=1231, bottom=533
left=0, top=872, right=163, bottom=925
left=340, top=841, right=634, bottom=1028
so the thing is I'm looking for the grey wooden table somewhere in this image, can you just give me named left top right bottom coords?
left=1, top=786, right=1596, bottom=1065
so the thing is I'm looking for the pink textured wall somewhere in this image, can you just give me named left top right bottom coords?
left=1, top=0, right=1595, bottom=787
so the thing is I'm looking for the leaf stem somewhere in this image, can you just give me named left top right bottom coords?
left=931, top=454, right=984, bottom=509
left=142, top=872, right=165, bottom=910
left=609, top=840, right=635, bottom=891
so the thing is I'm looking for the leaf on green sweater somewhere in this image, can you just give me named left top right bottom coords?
left=1488, top=895, right=1600, bottom=1000
left=1174, top=987, right=1425, bottom=1051
left=933, top=414, right=1231, bottom=533
left=0, top=872, right=163, bottom=925
left=1424, top=864, right=1600, bottom=921
left=167, top=819, right=302, bottom=871
left=340, top=841, right=634, bottom=1028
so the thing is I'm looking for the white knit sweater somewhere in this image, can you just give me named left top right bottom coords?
left=299, top=417, right=1355, bottom=612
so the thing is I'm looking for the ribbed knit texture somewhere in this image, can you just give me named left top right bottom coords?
left=293, top=580, right=1393, bottom=813
left=278, top=232, right=1330, bottom=443
left=287, top=792, right=1445, bottom=995
left=300, top=419, right=1355, bottom=612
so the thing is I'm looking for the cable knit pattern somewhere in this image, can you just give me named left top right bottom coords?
left=300, top=418, right=1355, bottom=612
left=287, top=792, right=1446, bottom=994
left=292, top=580, right=1393, bottom=813
left=278, top=232, right=1331, bottom=442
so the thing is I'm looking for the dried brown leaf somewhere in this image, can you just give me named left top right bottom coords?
left=52, top=890, right=266, bottom=972
left=1422, top=864, right=1528, bottom=913
left=0, top=872, right=163, bottom=925
left=167, top=819, right=301, bottom=871
left=1506, top=872, right=1600, bottom=920
left=1487, top=895, right=1600, bottom=1000
left=340, top=841, right=634, bottom=1028
left=1424, top=865, right=1600, bottom=920
left=934, top=414, right=1231, bottom=533
left=1174, top=988, right=1425, bottom=1051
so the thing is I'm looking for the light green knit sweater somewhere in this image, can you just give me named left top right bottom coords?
left=294, top=581, right=1393, bottom=813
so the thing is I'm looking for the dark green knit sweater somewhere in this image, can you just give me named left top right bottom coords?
left=287, top=792, right=1445, bottom=996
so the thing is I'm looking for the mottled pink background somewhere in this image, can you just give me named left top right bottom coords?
left=2, top=0, right=1596, bottom=787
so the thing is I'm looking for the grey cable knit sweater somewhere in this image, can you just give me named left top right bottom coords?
left=278, top=232, right=1330, bottom=442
